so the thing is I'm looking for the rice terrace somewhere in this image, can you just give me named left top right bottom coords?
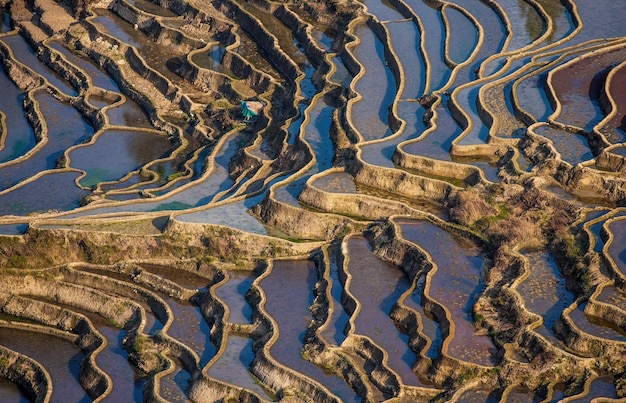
left=1, top=0, right=626, bottom=401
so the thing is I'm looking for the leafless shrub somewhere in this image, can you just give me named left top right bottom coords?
left=448, top=188, right=498, bottom=227
left=188, top=380, right=230, bottom=402
left=488, top=216, right=543, bottom=248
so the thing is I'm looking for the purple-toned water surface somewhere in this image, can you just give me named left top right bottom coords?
left=213, top=270, right=255, bottom=324
left=398, top=220, right=495, bottom=366
left=344, top=236, right=426, bottom=386
left=0, top=327, right=88, bottom=403
left=260, top=259, right=359, bottom=402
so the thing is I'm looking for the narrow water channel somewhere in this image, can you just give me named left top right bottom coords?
left=344, top=236, right=425, bottom=387
left=159, top=356, right=190, bottom=402
left=260, top=259, right=359, bottom=402
left=386, top=20, right=425, bottom=99
left=517, top=251, right=574, bottom=346
left=1, top=34, right=77, bottom=96
left=138, top=263, right=211, bottom=290
left=360, top=101, right=426, bottom=167
left=0, top=10, right=11, bottom=33
left=607, top=218, right=626, bottom=277
left=97, top=326, right=147, bottom=401
left=0, top=90, right=93, bottom=192
left=206, top=333, right=272, bottom=399
left=275, top=100, right=334, bottom=206
left=349, top=23, right=395, bottom=142
left=48, top=41, right=120, bottom=93
left=515, top=66, right=554, bottom=123
left=443, top=6, right=478, bottom=64
left=402, top=95, right=461, bottom=160
left=568, top=302, right=626, bottom=342
left=320, top=244, right=350, bottom=346
left=398, top=219, right=495, bottom=366
left=403, top=0, right=449, bottom=92
left=0, top=68, right=36, bottom=163
left=166, top=299, right=215, bottom=368
left=403, top=274, right=442, bottom=361
left=213, top=270, right=255, bottom=324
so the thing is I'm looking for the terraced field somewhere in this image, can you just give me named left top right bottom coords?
left=1, top=0, right=626, bottom=401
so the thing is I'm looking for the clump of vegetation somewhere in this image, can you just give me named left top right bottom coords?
left=127, top=333, right=166, bottom=374
left=200, top=228, right=246, bottom=264
left=447, top=187, right=499, bottom=227
left=291, top=0, right=363, bottom=23
left=205, top=99, right=238, bottom=133
left=616, top=374, right=626, bottom=398
left=447, top=182, right=582, bottom=253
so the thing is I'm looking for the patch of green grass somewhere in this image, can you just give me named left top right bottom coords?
left=456, top=368, right=477, bottom=384
left=7, top=254, right=26, bottom=268
left=167, top=171, right=186, bottom=181
left=472, top=202, right=510, bottom=232
left=0, top=354, right=10, bottom=369
left=560, top=235, right=584, bottom=260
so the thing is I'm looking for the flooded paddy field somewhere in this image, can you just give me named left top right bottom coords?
left=1, top=0, right=626, bottom=401
left=0, top=327, right=87, bottom=402
left=259, top=259, right=358, bottom=402
left=0, top=66, right=35, bottom=163
left=398, top=219, right=495, bottom=366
